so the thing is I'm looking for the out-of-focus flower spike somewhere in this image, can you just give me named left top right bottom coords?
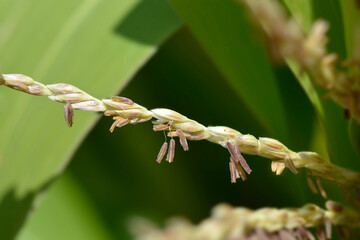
left=156, top=142, right=168, bottom=163
left=316, top=178, right=328, bottom=199
left=176, top=129, right=189, bottom=151
left=325, top=216, right=332, bottom=239
left=278, top=229, right=295, bottom=240
left=316, top=227, right=327, bottom=240
left=306, top=171, right=319, bottom=194
left=111, top=96, right=134, bottom=105
left=255, top=229, right=271, bottom=240
left=297, top=226, right=315, bottom=240
left=234, top=144, right=251, bottom=174
left=64, top=101, right=74, bottom=127
left=285, top=154, right=298, bottom=174
left=271, top=161, right=286, bottom=175
left=166, top=139, right=175, bottom=163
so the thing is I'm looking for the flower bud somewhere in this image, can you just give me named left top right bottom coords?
left=236, top=134, right=259, bottom=154
left=47, top=83, right=83, bottom=94
left=259, top=137, right=287, bottom=159
left=48, top=93, right=93, bottom=103
left=172, top=121, right=206, bottom=133
left=102, top=98, right=136, bottom=110
left=2, top=74, right=34, bottom=85
left=207, top=126, right=241, bottom=145
left=28, top=83, right=52, bottom=96
left=151, top=108, right=188, bottom=122
left=71, top=100, right=106, bottom=112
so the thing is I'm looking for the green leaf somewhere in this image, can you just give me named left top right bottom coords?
left=339, top=1, right=360, bottom=161
left=16, top=173, right=114, bottom=240
left=281, top=0, right=313, bottom=31
left=339, top=0, right=360, bottom=55
left=168, top=0, right=289, bottom=142
left=0, top=0, right=181, bottom=238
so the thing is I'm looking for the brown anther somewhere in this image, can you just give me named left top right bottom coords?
left=64, top=101, right=74, bottom=127
left=153, top=124, right=169, bottom=131
left=306, top=171, right=318, bottom=194
left=234, top=144, right=251, bottom=174
left=316, top=178, right=328, bottom=199
left=284, top=154, right=298, bottom=174
left=316, top=227, right=326, bottom=240
left=109, top=117, right=130, bottom=133
left=255, top=229, right=270, bottom=240
left=229, top=161, right=238, bottom=183
left=166, top=139, right=175, bottom=163
left=176, top=129, right=189, bottom=151
left=325, top=216, right=332, bottom=239
left=230, top=156, right=246, bottom=181
left=278, top=229, right=295, bottom=240
left=156, top=142, right=168, bottom=163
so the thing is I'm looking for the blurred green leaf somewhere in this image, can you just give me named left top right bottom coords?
left=16, top=173, right=113, bottom=240
left=339, top=0, right=360, bottom=55
left=0, top=0, right=181, bottom=238
left=169, top=0, right=290, bottom=142
left=281, top=0, right=360, bottom=170
left=339, top=1, right=360, bottom=160
left=282, top=0, right=313, bottom=31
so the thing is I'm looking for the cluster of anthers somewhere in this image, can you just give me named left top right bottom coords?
left=1, top=73, right=360, bottom=203
left=242, top=0, right=360, bottom=123
left=131, top=201, right=360, bottom=240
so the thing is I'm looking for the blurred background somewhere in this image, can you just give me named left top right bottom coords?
left=0, top=0, right=358, bottom=239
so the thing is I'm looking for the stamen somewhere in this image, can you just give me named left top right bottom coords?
left=278, top=229, right=294, bottom=240
left=166, top=139, right=175, bottom=163
left=64, top=101, right=73, bottom=127
left=297, top=226, right=315, bottom=240
left=230, top=156, right=246, bottom=181
left=176, top=129, right=189, bottom=151
left=229, top=161, right=237, bottom=183
left=306, top=171, right=318, bottom=194
left=156, top=142, right=168, bottom=163
left=153, top=124, right=169, bottom=131
left=284, top=154, right=298, bottom=174
left=325, top=216, right=332, bottom=239
left=234, top=144, right=251, bottom=174
left=316, top=227, right=326, bottom=240
left=109, top=117, right=130, bottom=133
left=271, top=161, right=286, bottom=175
left=255, top=229, right=270, bottom=240
left=316, top=178, right=328, bottom=199
left=226, top=142, right=237, bottom=160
